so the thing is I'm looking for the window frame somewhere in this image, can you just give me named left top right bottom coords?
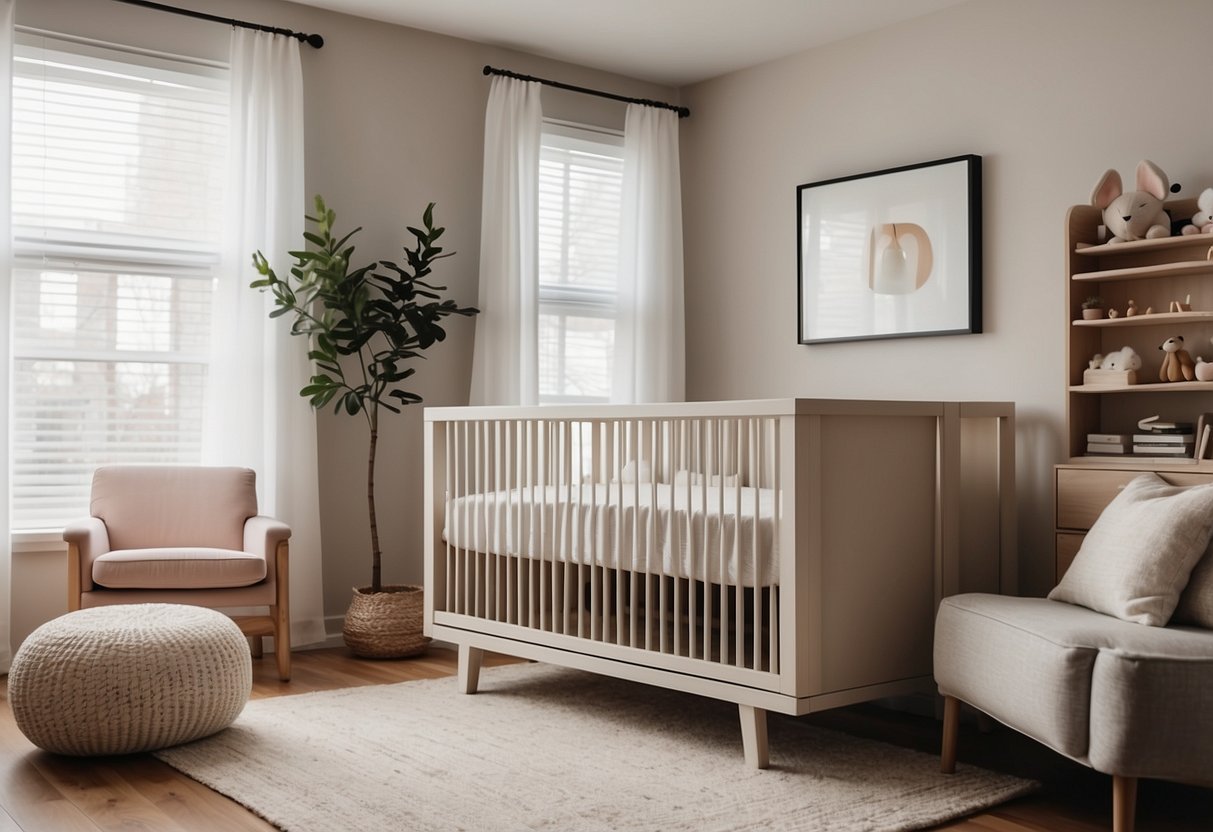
left=537, top=119, right=624, bottom=405
left=9, top=31, right=229, bottom=534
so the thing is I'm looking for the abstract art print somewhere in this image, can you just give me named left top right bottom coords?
left=797, top=155, right=981, bottom=343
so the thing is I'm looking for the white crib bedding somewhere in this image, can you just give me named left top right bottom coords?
left=444, top=483, right=778, bottom=587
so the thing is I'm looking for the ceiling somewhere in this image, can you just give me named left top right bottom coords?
left=289, top=0, right=970, bottom=87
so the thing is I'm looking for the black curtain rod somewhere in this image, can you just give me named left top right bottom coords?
left=111, top=0, right=324, bottom=48
left=483, top=65, right=689, bottom=118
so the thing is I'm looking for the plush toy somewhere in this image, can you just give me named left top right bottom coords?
left=1091, top=160, right=1173, bottom=243
left=1195, top=357, right=1213, bottom=382
left=1159, top=336, right=1196, bottom=382
left=1181, top=187, right=1213, bottom=235
left=1101, top=345, right=1141, bottom=372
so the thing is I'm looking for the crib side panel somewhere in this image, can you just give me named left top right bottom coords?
left=425, top=408, right=791, bottom=694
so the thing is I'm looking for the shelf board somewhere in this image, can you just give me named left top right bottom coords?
left=1075, top=232, right=1213, bottom=257
left=1070, top=380, right=1213, bottom=393
left=1072, top=310, right=1213, bottom=327
left=1071, top=260, right=1213, bottom=283
left=1064, top=456, right=1210, bottom=469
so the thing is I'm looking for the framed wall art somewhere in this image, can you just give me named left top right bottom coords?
left=797, top=154, right=982, bottom=344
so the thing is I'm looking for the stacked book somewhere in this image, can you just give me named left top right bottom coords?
left=1086, top=433, right=1130, bottom=456
left=1133, top=426, right=1195, bottom=457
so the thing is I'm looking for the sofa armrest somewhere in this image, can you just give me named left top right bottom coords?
left=245, top=516, right=291, bottom=617
left=243, top=515, right=291, bottom=559
left=63, top=517, right=111, bottom=602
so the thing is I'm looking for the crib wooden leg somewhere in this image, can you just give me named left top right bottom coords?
left=739, top=704, right=769, bottom=769
left=457, top=644, right=484, bottom=694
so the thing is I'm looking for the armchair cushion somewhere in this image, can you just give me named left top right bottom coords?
left=1047, top=473, right=1213, bottom=625
left=90, top=466, right=257, bottom=552
left=92, top=548, right=267, bottom=590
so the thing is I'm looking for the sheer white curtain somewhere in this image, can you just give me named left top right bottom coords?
left=614, top=104, right=686, bottom=403
left=469, top=76, right=543, bottom=405
left=205, top=29, right=325, bottom=646
left=0, top=0, right=13, bottom=671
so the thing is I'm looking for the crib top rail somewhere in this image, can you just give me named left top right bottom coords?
left=424, top=398, right=1013, bottom=423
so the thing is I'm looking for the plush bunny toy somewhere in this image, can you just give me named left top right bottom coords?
left=1091, top=159, right=1173, bottom=243
left=1181, top=186, right=1213, bottom=235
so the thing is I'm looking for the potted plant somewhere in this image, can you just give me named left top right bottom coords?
left=1081, top=296, right=1105, bottom=320
left=251, top=196, right=478, bottom=658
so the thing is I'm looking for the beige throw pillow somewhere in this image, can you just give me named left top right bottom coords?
left=1048, top=473, right=1213, bottom=626
left=1173, top=539, right=1213, bottom=628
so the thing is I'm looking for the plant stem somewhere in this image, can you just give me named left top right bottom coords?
left=368, top=408, right=381, bottom=593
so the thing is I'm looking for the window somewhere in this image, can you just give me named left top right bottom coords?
left=10, top=34, right=228, bottom=529
left=537, top=122, right=623, bottom=404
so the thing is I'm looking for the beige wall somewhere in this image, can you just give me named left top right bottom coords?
left=12, top=0, right=676, bottom=644
left=679, top=0, right=1213, bottom=594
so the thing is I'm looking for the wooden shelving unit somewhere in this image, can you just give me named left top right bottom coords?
left=1064, top=198, right=1213, bottom=454
left=1056, top=199, right=1213, bottom=576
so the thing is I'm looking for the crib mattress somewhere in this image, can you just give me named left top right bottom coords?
left=444, top=484, right=778, bottom=587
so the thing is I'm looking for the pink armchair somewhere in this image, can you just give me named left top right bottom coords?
left=63, top=465, right=291, bottom=681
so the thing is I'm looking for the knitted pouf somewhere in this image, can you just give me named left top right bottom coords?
left=8, top=604, right=252, bottom=755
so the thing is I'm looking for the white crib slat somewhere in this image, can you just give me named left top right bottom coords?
left=700, top=419, right=709, bottom=662
left=502, top=420, right=512, bottom=624
left=539, top=420, right=548, bottom=633
left=672, top=418, right=683, bottom=658
left=461, top=421, right=470, bottom=616
left=686, top=420, right=696, bottom=659
left=514, top=419, right=524, bottom=630
left=590, top=422, right=602, bottom=642
left=445, top=421, right=454, bottom=614
left=713, top=419, right=722, bottom=669
left=770, top=423, right=780, bottom=675
left=530, top=419, right=540, bottom=630
left=483, top=421, right=491, bottom=621
left=614, top=420, right=624, bottom=647
left=562, top=424, right=572, bottom=640
left=648, top=418, right=659, bottom=653
left=753, top=418, right=763, bottom=671
left=494, top=424, right=504, bottom=625
left=577, top=422, right=587, bottom=640
left=630, top=419, right=640, bottom=649
left=547, top=420, right=555, bottom=633
left=664, top=424, right=674, bottom=659
left=474, top=420, right=484, bottom=618
left=735, top=418, right=745, bottom=668
left=521, top=419, right=528, bottom=627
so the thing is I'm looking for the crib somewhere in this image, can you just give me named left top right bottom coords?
left=423, top=398, right=1015, bottom=767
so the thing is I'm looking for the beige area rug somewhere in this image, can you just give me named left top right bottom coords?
left=155, top=663, right=1035, bottom=832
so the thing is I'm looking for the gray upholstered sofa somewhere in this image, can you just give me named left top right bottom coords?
left=934, top=473, right=1213, bottom=832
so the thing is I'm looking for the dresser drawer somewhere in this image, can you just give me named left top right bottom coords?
left=1055, top=468, right=1213, bottom=531
left=1055, top=532, right=1084, bottom=583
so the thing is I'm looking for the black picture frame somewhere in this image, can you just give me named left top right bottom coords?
left=797, top=154, right=982, bottom=344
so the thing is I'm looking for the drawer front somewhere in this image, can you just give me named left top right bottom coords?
left=1055, top=532, right=1084, bottom=583
left=1055, top=468, right=1213, bottom=531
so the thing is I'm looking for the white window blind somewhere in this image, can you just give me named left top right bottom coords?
left=537, top=123, right=623, bottom=404
left=10, top=34, right=228, bottom=529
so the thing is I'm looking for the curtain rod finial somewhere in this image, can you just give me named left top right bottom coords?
left=483, top=65, right=493, bottom=75
left=305, top=33, right=324, bottom=48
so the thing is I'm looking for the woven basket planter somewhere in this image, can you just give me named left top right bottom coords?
left=342, top=584, right=430, bottom=659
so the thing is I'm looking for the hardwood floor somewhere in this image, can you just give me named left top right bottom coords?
left=1, top=647, right=1209, bottom=831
